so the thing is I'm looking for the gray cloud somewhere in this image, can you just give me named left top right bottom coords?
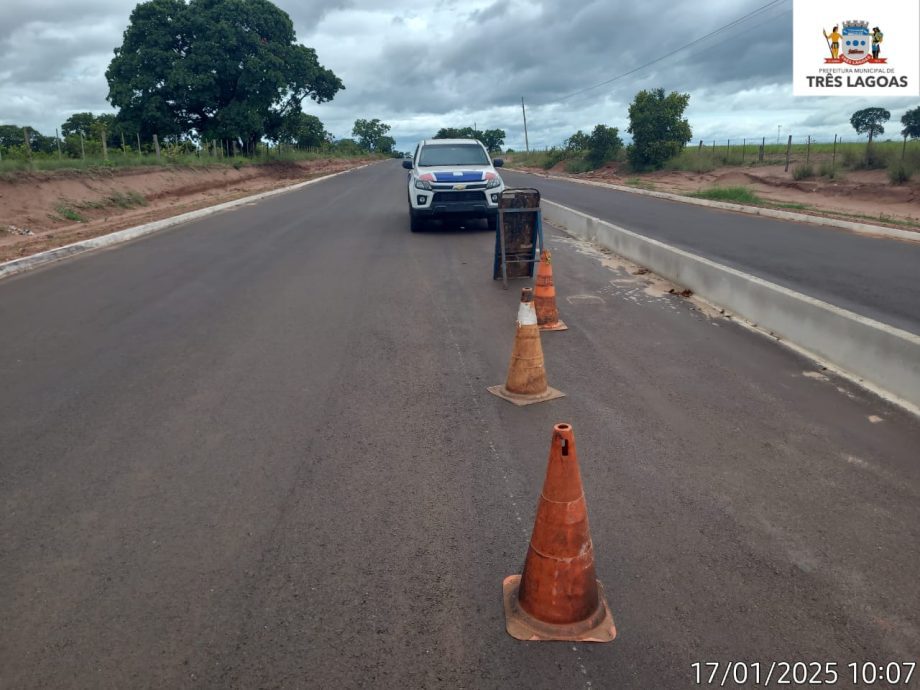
left=1, top=0, right=916, bottom=152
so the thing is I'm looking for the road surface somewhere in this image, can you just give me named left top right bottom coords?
left=502, top=169, right=920, bottom=335
left=2, top=160, right=919, bottom=688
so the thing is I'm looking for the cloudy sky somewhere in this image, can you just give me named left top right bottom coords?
left=1, top=0, right=917, bottom=151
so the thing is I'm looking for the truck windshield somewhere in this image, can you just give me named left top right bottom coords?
left=419, top=144, right=490, bottom=166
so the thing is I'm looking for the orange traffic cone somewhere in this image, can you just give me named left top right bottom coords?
left=534, top=250, right=567, bottom=331
left=503, top=423, right=616, bottom=642
left=488, top=288, right=565, bottom=406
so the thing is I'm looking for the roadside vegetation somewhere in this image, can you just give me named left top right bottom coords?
left=507, top=101, right=920, bottom=187
left=0, top=0, right=397, bottom=175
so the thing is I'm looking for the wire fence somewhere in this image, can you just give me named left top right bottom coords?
left=518, top=132, right=919, bottom=177
left=0, top=126, right=362, bottom=173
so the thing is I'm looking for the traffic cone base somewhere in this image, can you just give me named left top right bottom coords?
left=502, top=575, right=616, bottom=642
left=487, top=384, right=565, bottom=407
left=538, top=319, right=568, bottom=332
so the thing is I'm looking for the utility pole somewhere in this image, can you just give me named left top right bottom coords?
left=521, top=97, right=530, bottom=153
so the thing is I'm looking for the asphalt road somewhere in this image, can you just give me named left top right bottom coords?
left=502, top=169, right=920, bottom=335
left=2, top=159, right=919, bottom=688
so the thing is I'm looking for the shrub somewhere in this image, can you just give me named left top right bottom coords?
left=888, top=162, right=912, bottom=184
left=585, top=125, right=623, bottom=168
left=792, top=164, right=814, bottom=180
left=818, top=161, right=841, bottom=179
left=564, top=158, right=594, bottom=174
left=540, top=148, right=567, bottom=170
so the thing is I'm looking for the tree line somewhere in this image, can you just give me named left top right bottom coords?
left=530, top=90, right=920, bottom=173
left=1, top=0, right=376, bottom=161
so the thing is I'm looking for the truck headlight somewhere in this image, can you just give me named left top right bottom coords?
left=485, top=177, right=502, bottom=189
left=414, top=178, right=433, bottom=191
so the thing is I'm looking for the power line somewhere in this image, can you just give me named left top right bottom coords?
left=556, top=0, right=788, bottom=102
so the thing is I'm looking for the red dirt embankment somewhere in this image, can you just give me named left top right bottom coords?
left=0, top=158, right=374, bottom=263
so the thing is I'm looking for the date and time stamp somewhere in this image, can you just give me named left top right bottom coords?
left=692, top=661, right=916, bottom=686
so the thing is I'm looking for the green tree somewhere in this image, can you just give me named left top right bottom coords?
left=585, top=125, right=623, bottom=168
left=480, top=128, right=505, bottom=152
left=352, top=118, right=394, bottom=153
left=61, top=112, right=98, bottom=139
left=564, top=130, right=590, bottom=153
left=0, top=124, right=55, bottom=155
left=106, top=0, right=344, bottom=148
left=0, top=124, right=26, bottom=150
left=277, top=112, right=328, bottom=147
left=901, top=106, right=920, bottom=140
left=433, top=126, right=503, bottom=151
left=627, top=88, right=692, bottom=171
left=434, top=127, right=473, bottom=139
left=850, top=107, right=890, bottom=144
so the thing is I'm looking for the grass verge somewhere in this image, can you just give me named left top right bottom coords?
left=688, top=186, right=762, bottom=204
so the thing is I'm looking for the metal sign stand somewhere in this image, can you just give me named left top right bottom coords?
left=494, top=188, right=544, bottom=289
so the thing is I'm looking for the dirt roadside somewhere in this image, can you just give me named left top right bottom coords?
left=509, top=161, right=920, bottom=231
left=0, top=158, right=376, bottom=263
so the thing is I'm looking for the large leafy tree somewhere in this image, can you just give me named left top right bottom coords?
left=480, top=129, right=505, bottom=153
left=433, top=126, right=505, bottom=152
left=0, top=124, right=55, bottom=154
left=106, top=0, right=344, bottom=146
left=0, top=125, right=27, bottom=149
left=277, top=112, right=328, bottom=148
left=850, top=107, right=890, bottom=144
left=352, top=118, right=394, bottom=153
left=61, top=113, right=98, bottom=138
left=627, top=88, right=692, bottom=171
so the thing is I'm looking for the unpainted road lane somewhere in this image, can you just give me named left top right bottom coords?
left=502, top=169, right=920, bottom=335
left=2, top=160, right=919, bottom=688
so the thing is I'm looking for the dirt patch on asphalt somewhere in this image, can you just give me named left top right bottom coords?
left=0, top=158, right=375, bottom=263
left=511, top=161, right=920, bottom=231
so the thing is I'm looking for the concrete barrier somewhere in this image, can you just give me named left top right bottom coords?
left=543, top=200, right=920, bottom=412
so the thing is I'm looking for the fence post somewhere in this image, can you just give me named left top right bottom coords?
left=121, top=130, right=126, bottom=156
left=832, top=134, right=837, bottom=171
left=741, top=138, right=745, bottom=164
left=23, top=127, right=33, bottom=161
left=760, top=136, right=765, bottom=162
left=903, top=135, right=908, bottom=161
left=784, top=134, right=792, bottom=172
left=80, top=132, right=86, bottom=160
left=55, top=128, right=63, bottom=159
left=727, top=139, right=731, bottom=161
left=711, top=140, right=716, bottom=165
left=805, top=135, right=811, bottom=166
left=101, top=128, right=108, bottom=161
left=153, top=134, right=161, bottom=159
left=137, top=132, right=142, bottom=160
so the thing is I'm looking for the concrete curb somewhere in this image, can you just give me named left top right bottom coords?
left=543, top=199, right=920, bottom=413
left=509, top=168, right=920, bottom=243
left=0, top=161, right=379, bottom=281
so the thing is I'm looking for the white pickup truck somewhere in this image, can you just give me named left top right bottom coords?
left=402, top=138, right=505, bottom=232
